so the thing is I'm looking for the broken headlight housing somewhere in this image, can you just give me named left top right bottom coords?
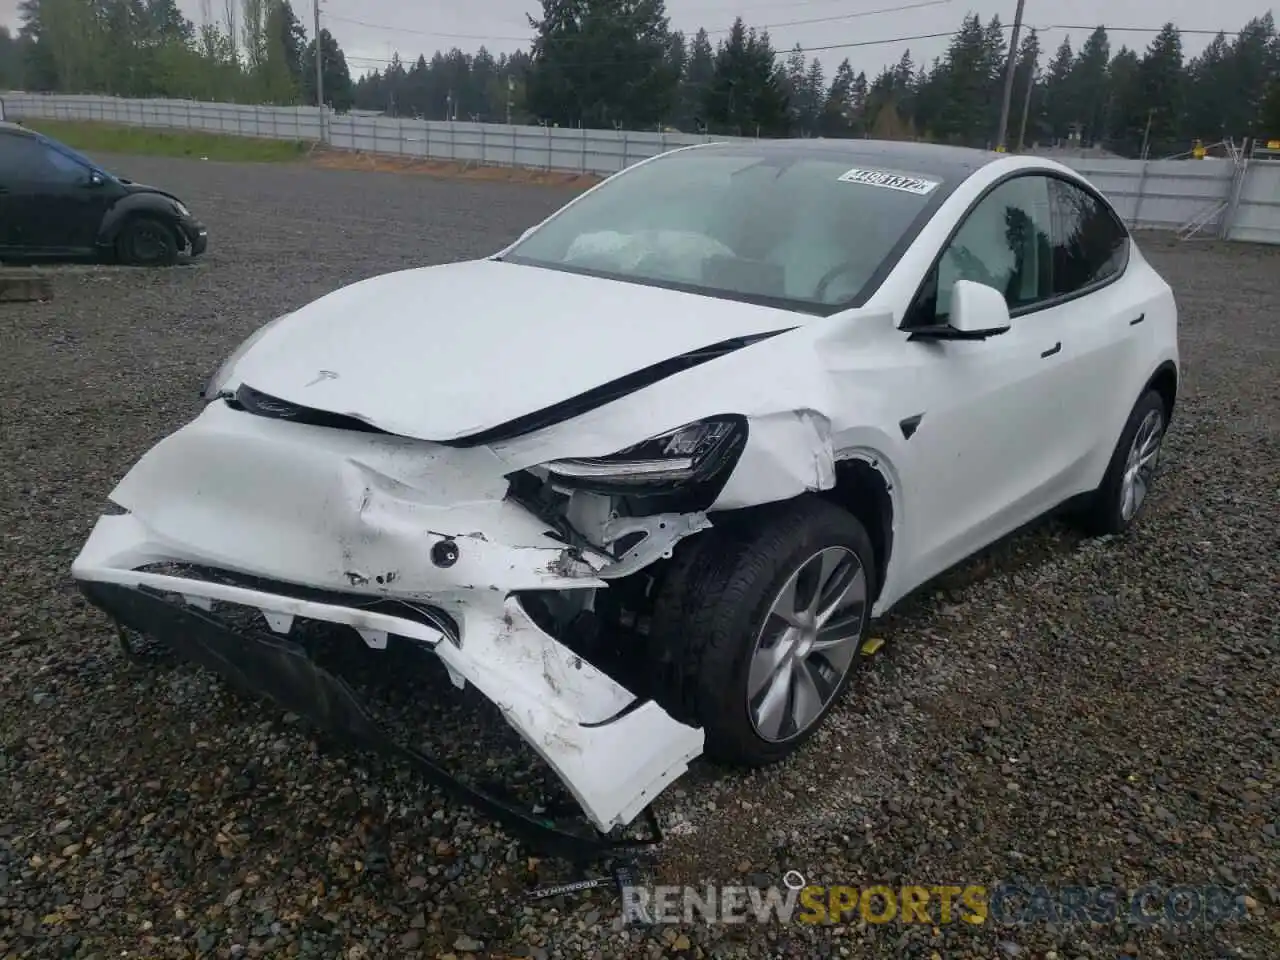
left=201, top=313, right=291, bottom=400
left=541, top=415, right=747, bottom=493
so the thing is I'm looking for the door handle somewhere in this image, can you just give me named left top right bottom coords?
left=1040, top=342, right=1062, bottom=358
left=1129, top=313, right=1146, bottom=326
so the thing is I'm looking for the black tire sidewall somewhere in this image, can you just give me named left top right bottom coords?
left=693, top=498, right=877, bottom=766
left=1090, top=389, right=1167, bottom=535
left=119, top=217, right=178, bottom=267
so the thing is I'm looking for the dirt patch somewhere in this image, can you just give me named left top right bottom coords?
left=309, top=146, right=603, bottom=188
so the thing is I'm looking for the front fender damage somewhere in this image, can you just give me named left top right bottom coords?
left=712, top=408, right=837, bottom=509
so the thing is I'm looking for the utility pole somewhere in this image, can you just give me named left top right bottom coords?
left=1016, top=65, right=1036, bottom=152
left=506, top=75, right=514, bottom=125
left=313, top=0, right=325, bottom=139
left=994, top=0, right=1026, bottom=151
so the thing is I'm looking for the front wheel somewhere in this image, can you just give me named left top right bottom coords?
left=646, top=496, right=877, bottom=767
left=116, top=217, right=179, bottom=267
left=1076, top=389, right=1167, bottom=536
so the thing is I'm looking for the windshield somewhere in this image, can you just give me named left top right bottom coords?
left=502, top=145, right=948, bottom=312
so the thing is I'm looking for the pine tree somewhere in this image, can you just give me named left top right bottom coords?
left=819, top=58, right=857, bottom=136
left=1104, top=46, right=1143, bottom=153
left=526, top=0, right=679, bottom=128
left=1137, top=23, right=1185, bottom=155
left=704, top=18, right=789, bottom=136
left=1228, top=14, right=1277, bottom=137
left=1071, top=27, right=1111, bottom=145
left=681, top=27, right=714, bottom=130
left=1042, top=38, right=1075, bottom=141
left=1012, top=29, right=1041, bottom=148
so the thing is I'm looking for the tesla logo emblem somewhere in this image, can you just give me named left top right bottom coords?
left=304, top=370, right=339, bottom=387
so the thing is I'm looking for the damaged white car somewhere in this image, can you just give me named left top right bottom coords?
left=72, top=140, right=1179, bottom=856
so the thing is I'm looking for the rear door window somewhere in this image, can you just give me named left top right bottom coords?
left=1047, top=178, right=1130, bottom=295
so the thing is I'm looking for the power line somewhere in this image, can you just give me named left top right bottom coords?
left=340, top=26, right=971, bottom=70
left=708, top=0, right=952, bottom=34
left=679, top=0, right=873, bottom=14
left=1038, top=24, right=1236, bottom=37
left=325, top=16, right=527, bottom=43
left=341, top=21, right=1246, bottom=73
left=329, top=0, right=952, bottom=47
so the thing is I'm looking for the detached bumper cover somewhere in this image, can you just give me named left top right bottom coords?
left=70, top=401, right=703, bottom=838
left=80, top=578, right=665, bottom=862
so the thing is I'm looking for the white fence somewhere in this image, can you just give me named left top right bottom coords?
left=4, top=92, right=1279, bottom=244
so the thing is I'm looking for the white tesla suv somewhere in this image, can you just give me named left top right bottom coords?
left=71, top=139, right=1179, bottom=846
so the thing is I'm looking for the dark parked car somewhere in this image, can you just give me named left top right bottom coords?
left=0, top=121, right=207, bottom=266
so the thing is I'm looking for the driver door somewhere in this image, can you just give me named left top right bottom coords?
left=6, top=139, right=111, bottom=254
left=893, top=174, right=1074, bottom=584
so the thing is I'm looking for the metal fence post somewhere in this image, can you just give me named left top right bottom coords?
left=1131, top=159, right=1150, bottom=229
left=1220, top=156, right=1251, bottom=241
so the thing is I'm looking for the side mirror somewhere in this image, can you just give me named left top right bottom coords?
left=87, top=170, right=105, bottom=187
left=950, top=279, right=1011, bottom=336
left=909, top=279, right=1012, bottom=342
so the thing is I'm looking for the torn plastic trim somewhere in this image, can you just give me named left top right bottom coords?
left=83, top=579, right=666, bottom=866
left=74, top=561, right=449, bottom=648
left=135, top=560, right=464, bottom=645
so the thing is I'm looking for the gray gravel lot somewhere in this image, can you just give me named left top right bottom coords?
left=1, top=154, right=1277, bottom=960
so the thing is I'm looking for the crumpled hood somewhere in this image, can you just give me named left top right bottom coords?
left=225, top=258, right=806, bottom=442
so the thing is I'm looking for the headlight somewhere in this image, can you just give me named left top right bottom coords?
left=201, top=314, right=290, bottom=400
left=541, top=416, right=747, bottom=493
left=172, top=200, right=190, bottom=217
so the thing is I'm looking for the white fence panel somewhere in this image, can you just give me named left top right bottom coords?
left=1227, top=161, right=1280, bottom=245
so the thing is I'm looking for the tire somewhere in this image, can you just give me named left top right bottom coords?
left=646, top=495, right=877, bottom=767
left=1075, top=389, right=1168, bottom=537
left=116, top=216, right=179, bottom=267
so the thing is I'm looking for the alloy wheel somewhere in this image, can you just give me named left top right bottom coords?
left=747, top=545, right=868, bottom=743
left=1121, top=407, right=1164, bottom=522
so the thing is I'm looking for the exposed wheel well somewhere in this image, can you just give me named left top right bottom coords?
left=820, top=457, right=894, bottom=605
left=1146, top=361, right=1178, bottom=422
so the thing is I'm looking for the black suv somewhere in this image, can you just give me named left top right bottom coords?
left=0, top=120, right=207, bottom=266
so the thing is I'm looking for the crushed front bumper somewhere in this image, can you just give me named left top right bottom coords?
left=178, top=215, right=208, bottom=256
left=70, top=400, right=703, bottom=847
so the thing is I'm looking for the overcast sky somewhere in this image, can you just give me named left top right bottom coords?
left=2, top=0, right=1274, bottom=81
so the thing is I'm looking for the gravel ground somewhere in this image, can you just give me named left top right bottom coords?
left=1, top=155, right=1276, bottom=960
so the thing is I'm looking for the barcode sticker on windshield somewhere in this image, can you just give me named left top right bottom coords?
left=837, top=167, right=939, bottom=195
